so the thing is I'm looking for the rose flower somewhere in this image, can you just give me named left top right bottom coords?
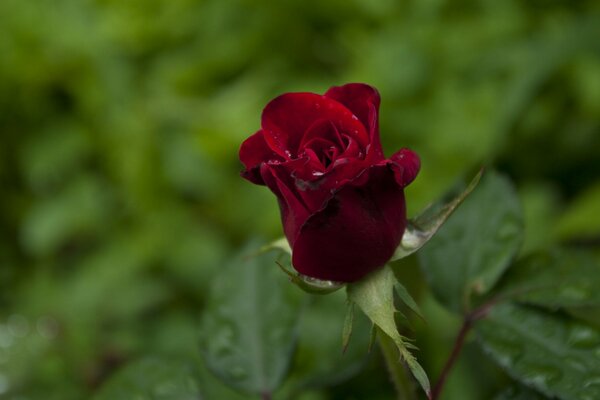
left=239, top=83, right=419, bottom=282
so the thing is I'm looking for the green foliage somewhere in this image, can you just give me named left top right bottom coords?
left=419, top=171, right=524, bottom=314
left=495, top=250, right=600, bottom=310
left=92, top=357, right=203, bottom=400
left=288, top=290, right=372, bottom=390
left=347, top=266, right=430, bottom=396
left=1, top=0, right=599, bottom=398
left=494, top=385, right=546, bottom=400
left=477, top=303, right=600, bottom=400
left=391, top=169, right=482, bottom=262
left=199, top=244, right=304, bottom=396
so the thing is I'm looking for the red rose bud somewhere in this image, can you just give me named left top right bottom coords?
left=239, top=83, right=420, bottom=282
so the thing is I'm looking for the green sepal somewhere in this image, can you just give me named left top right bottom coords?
left=391, top=168, right=483, bottom=261
left=342, top=301, right=354, bottom=353
left=259, top=237, right=291, bottom=255
left=347, top=265, right=431, bottom=398
left=275, top=261, right=344, bottom=295
left=395, top=281, right=425, bottom=322
left=259, top=238, right=344, bottom=295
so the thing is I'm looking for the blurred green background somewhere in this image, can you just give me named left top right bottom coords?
left=1, top=0, right=599, bottom=399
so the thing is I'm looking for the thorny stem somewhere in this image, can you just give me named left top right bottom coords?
left=378, top=330, right=417, bottom=400
left=430, top=301, right=497, bottom=400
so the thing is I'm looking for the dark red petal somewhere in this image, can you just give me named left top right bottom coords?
left=261, top=92, right=369, bottom=158
left=260, top=164, right=311, bottom=244
left=239, top=130, right=283, bottom=185
left=389, top=148, right=421, bottom=187
left=299, top=119, right=343, bottom=151
left=291, top=164, right=406, bottom=282
left=324, top=83, right=384, bottom=161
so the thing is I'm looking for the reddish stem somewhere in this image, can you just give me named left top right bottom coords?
left=430, top=301, right=495, bottom=400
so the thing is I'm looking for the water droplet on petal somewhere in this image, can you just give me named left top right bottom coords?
left=312, top=171, right=324, bottom=177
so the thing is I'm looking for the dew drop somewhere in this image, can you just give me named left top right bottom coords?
left=559, top=286, right=589, bottom=302
left=488, top=337, right=523, bottom=365
left=229, top=366, right=248, bottom=380
left=568, top=325, right=600, bottom=348
left=519, top=363, right=562, bottom=387
left=565, top=356, right=586, bottom=372
left=312, top=171, right=324, bottom=177
left=584, top=376, right=600, bottom=388
left=351, top=115, right=358, bottom=121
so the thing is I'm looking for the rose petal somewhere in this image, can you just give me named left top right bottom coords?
left=291, top=164, right=406, bottom=282
left=239, top=130, right=284, bottom=184
left=261, top=92, right=369, bottom=158
left=260, top=163, right=311, bottom=243
left=299, top=119, right=344, bottom=151
left=389, top=148, right=421, bottom=187
left=324, top=83, right=384, bottom=161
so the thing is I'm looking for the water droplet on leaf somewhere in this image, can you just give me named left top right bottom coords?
left=559, top=286, right=589, bottom=301
left=229, top=366, right=248, bottom=380
left=568, top=326, right=600, bottom=348
left=519, top=363, right=562, bottom=386
left=565, top=356, right=586, bottom=372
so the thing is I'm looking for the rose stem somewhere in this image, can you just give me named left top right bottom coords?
left=430, top=301, right=496, bottom=400
left=378, top=329, right=417, bottom=400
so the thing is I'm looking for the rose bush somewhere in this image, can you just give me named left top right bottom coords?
left=239, top=83, right=419, bottom=282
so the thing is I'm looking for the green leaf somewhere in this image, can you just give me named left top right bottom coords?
left=493, top=385, right=546, bottom=400
left=286, top=290, right=372, bottom=390
left=555, top=181, right=600, bottom=241
left=494, top=249, right=600, bottom=310
left=199, top=241, right=304, bottom=396
left=391, top=169, right=482, bottom=261
left=92, top=357, right=203, bottom=400
left=259, top=237, right=291, bottom=255
left=419, top=170, right=524, bottom=314
left=347, top=265, right=431, bottom=397
left=477, top=303, right=600, bottom=400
